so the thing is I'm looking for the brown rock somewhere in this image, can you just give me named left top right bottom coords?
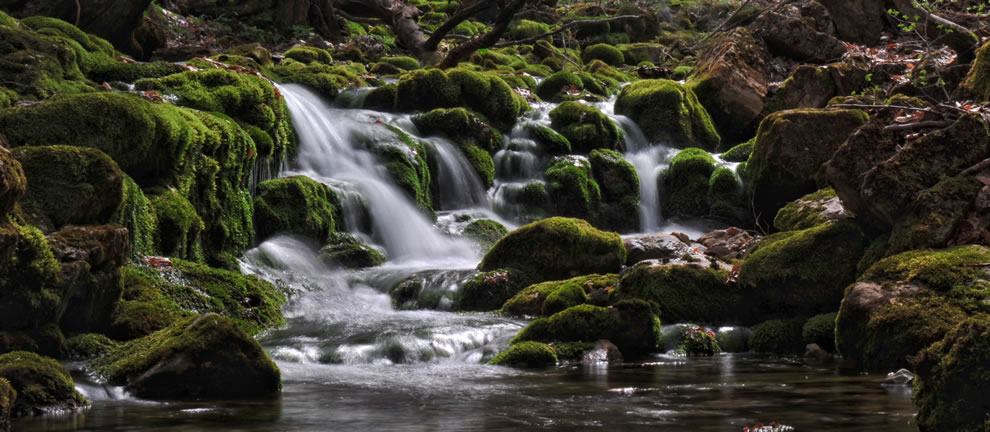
left=697, top=227, right=756, bottom=259
left=819, top=0, right=886, bottom=44
left=754, top=11, right=846, bottom=63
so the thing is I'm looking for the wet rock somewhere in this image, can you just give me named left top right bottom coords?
left=753, top=11, right=846, bottom=63
left=623, top=232, right=692, bottom=264
left=801, top=312, right=838, bottom=353
left=913, top=317, right=990, bottom=432
left=512, top=299, right=662, bottom=358
left=502, top=274, right=616, bottom=317
left=488, top=341, right=557, bottom=368
left=611, top=260, right=742, bottom=324
left=319, top=233, right=385, bottom=269
left=590, top=149, right=640, bottom=233
left=0, top=351, right=85, bottom=417
left=697, top=227, right=755, bottom=259
left=883, top=368, right=915, bottom=385
left=548, top=102, right=622, bottom=154
left=462, top=219, right=508, bottom=252
left=804, top=343, right=832, bottom=362
left=93, top=313, right=281, bottom=399
left=763, top=59, right=869, bottom=114
left=581, top=339, right=623, bottom=363
left=254, top=176, right=337, bottom=244
left=49, top=225, right=129, bottom=334
left=773, top=188, right=851, bottom=232
left=614, top=79, right=721, bottom=150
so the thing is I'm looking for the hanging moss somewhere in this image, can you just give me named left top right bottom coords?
left=150, top=190, right=204, bottom=262
left=111, top=176, right=158, bottom=260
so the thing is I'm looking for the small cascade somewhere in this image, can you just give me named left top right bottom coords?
left=424, top=138, right=489, bottom=210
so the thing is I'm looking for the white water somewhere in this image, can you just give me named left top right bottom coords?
left=425, top=138, right=489, bottom=210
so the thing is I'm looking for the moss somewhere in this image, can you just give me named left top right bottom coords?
left=662, top=147, right=716, bottom=218
left=319, top=232, right=385, bottom=269
left=480, top=217, right=625, bottom=283
left=749, top=319, right=805, bottom=354
left=365, top=125, right=434, bottom=214
left=363, top=83, right=398, bottom=111
left=0, top=351, right=85, bottom=416
left=707, top=166, right=743, bottom=223
left=772, top=188, right=838, bottom=232
left=91, top=313, right=280, bottom=399
left=888, top=176, right=985, bottom=254
left=12, top=145, right=124, bottom=230
left=111, top=176, right=158, bottom=260
left=548, top=102, right=621, bottom=153
left=962, top=41, right=990, bottom=101
left=912, top=316, right=990, bottom=432
left=397, top=68, right=462, bottom=111
left=549, top=341, right=596, bottom=360
left=412, top=107, right=502, bottom=187
left=582, top=44, right=624, bottom=66
left=802, top=312, right=837, bottom=352
left=455, top=269, right=530, bottom=312
left=522, top=123, right=571, bottom=155
left=463, top=219, right=508, bottom=252
left=610, top=262, right=744, bottom=324
left=380, top=56, right=420, bottom=70
left=284, top=46, right=333, bottom=64
left=0, top=377, right=12, bottom=430
left=0, top=223, right=61, bottom=330
left=720, top=139, right=752, bottom=162
left=585, top=60, right=633, bottom=83
left=65, top=334, right=118, bottom=360
left=506, top=20, right=550, bottom=41
left=544, top=157, right=601, bottom=223
left=108, top=266, right=187, bottom=340
left=488, top=341, right=557, bottom=367
left=535, top=71, right=583, bottom=102
left=673, top=65, right=694, bottom=80
left=511, top=300, right=662, bottom=357
left=616, top=43, right=665, bottom=65
left=254, top=176, right=336, bottom=243
left=150, top=190, right=204, bottom=261
left=502, top=274, right=616, bottom=317
left=678, top=325, right=721, bottom=356
left=395, top=68, right=524, bottom=131
left=615, top=79, right=721, bottom=150
left=590, top=149, right=640, bottom=233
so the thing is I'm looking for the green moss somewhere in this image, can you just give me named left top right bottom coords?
left=112, top=176, right=158, bottom=260
left=412, top=107, right=502, bottom=187
left=673, top=65, right=694, bottom=80
left=610, top=262, right=744, bottom=324
left=506, top=20, right=550, bottom=41
left=544, top=157, right=601, bottom=223
left=284, top=46, right=333, bottom=64
left=548, top=341, right=596, bottom=360
left=662, top=148, right=715, bottom=218
left=108, top=266, right=187, bottom=340
left=502, top=274, right=616, bottom=317
left=511, top=300, right=661, bottom=357
left=397, top=68, right=462, bottom=111
left=720, top=139, right=753, bottom=162
left=615, top=79, right=721, bottom=150
left=0, top=377, right=12, bottom=430
left=912, top=316, right=990, bottom=432
left=254, top=175, right=336, bottom=243
left=749, top=319, right=805, bottom=354
left=523, top=123, right=571, bottom=155
left=380, top=56, right=420, bottom=70
left=319, top=233, right=385, bottom=269
left=463, top=219, right=508, bottom=252
left=548, top=102, right=621, bottom=153
left=963, top=41, right=990, bottom=101
left=0, top=223, right=61, bottom=330
left=455, top=269, right=530, bottom=312
left=802, top=312, right=837, bottom=352
left=488, top=341, right=557, bottom=367
left=365, top=125, right=434, bottom=214
left=585, top=60, right=634, bottom=83
left=535, top=71, right=583, bottom=102
left=91, top=313, right=280, bottom=399
left=582, top=44, right=624, bottom=66
left=65, top=334, right=118, bottom=360
left=363, top=84, right=398, bottom=111
left=678, top=325, right=721, bottom=356
left=590, top=149, right=640, bottom=233
left=0, top=351, right=85, bottom=416
left=888, top=176, right=985, bottom=254
left=772, top=188, right=838, bottom=232
left=616, top=43, right=665, bottom=65
left=150, top=190, right=204, bottom=261
left=396, top=68, right=524, bottom=131
left=707, top=166, right=742, bottom=222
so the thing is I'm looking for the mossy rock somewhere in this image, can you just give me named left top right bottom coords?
left=535, top=71, right=583, bottom=102
left=962, top=40, right=990, bottom=101
left=455, top=269, right=530, bottom=312
left=150, top=190, right=203, bottom=261
left=284, top=46, right=333, bottom=64
left=616, top=43, right=666, bottom=65
left=610, top=261, right=745, bottom=324
left=749, top=319, right=805, bottom=354
left=12, top=145, right=123, bottom=231
left=581, top=43, right=624, bottom=66
left=462, top=219, right=508, bottom=252
left=108, top=266, right=187, bottom=340
left=662, top=148, right=716, bottom=218
left=92, top=313, right=280, bottom=399
left=548, top=102, right=621, bottom=154
left=544, top=156, right=601, bottom=224
left=396, top=68, right=525, bottom=131
left=801, top=312, right=837, bottom=353
left=590, top=149, right=640, bottom=233
left=913, top=316, right=990, bottom=432
left=64, top=333, right=118, bottom=360
left=488, top=341, right=557, bottom=368
left=225, top=43, right=273, bottom=67
left=707, top=166, right=744, bottom=223
left=255, top=175, right=337, bottom=243
left=0, top=144, right=26, bottom=217
left=0, top=377, right=11, bottom=430
left=740, top=221, right=865, bottom=317
left=522, top=123, right=571, bottom=155
left=480, top=217, right=625, bottom=283
left=512, top=300, right=661, bottom=358
left=506, top=20, right=550, bottom=40
left=363, top=125, right=434, bottom=214
left=720, top=139, right=753, bottom=162
left=319, top=233, right=385, bottom=269
left=836, top=245, right=990, bottom=371
left=615, top=79, right=721, bottom=151
left=111, top=175, right=158, bottom=260
left=363, top=84, right=398, bottom=111
left=0, top=222, right=61, bottom=330
left=412, top=107, right=501, bottom=187
left=678, top=325, right=721, bottom=356
left=772, top=188, right=846, bottom=232
left=0, top=351, right=85, bottom=417
left=502, top=274, right=616, bottom=317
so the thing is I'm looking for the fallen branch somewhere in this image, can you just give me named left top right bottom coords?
left=884, top=120, right=951, bottom=131
left=959, top=158, right=990, bottom=176
left=492, top=15, right=640, bottom=48
left=830, top=103, right=940, bottom=114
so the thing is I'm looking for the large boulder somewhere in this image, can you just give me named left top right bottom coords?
left=254, top=176, right=337, bottom=243
left=746, top=108, right=868, bottom=222
left=396, top=68, right=525, bottom=131
left=738, top=221, right=865, bottom=318
left=0, top=351, right=85, bottom=417
left=0, top=222, right=61, bottom=331
left=752, top=11, right=846, bottom=63
left=611, top=260, right=744, bottom=324
left=49, top=225, right=129, bottom=334
left=661, top=147, right=738, bottom=219
left=836, top=245, right=990, bottom=371
left=479, top=217, right=625, bottom=283
left=819, top=0, right=886, bottom=44
left=511, top=300, right=662, bottom=358
left=913, top=317, right=990, bottom=432
left=544, top=156, right=601, bottom=224
left=502, top=274, right=616, bottom=317
left=763, top=59, right=869, bottom=114
left=614, top=79, right=721, bottom=150
left=93, top=313, right=281, bottom=399
left=548, top=102, right=621, bottom=154
left=688, top=28, right=772, bottom=141
left=589, top=149, right=639, bottom=233
left=413, top=107, right=501, bottom=187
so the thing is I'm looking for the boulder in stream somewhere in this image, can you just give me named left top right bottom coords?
left=0, top=351, right=85, bottom=417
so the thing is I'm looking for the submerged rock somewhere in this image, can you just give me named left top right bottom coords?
left=319, top=233, right=385, bottom=269
left=93, top=313, right=281, bottom=400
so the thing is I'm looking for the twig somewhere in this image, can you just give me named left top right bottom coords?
left=830, top=103, right=940, bottom=114
left=962, top=263, right=990, bottom=267
left=959, top=158, right=990, bottom=176
left=884, top=120, right=951, bottom=131
left=492, top=15, right=640, bottom=48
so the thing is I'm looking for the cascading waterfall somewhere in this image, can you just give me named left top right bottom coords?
left=424, top=137, right=489, bottom=210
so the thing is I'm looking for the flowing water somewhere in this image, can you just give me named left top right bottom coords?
left=13, top=85, right=919, bottom=431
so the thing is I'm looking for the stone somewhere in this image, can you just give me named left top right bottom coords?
left=819, top=0, right=885, bottom=44
left=753, top=11, right=846, bottom=63
left=696, top=227, right=756, bottom=259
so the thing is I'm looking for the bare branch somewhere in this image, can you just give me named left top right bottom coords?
left=830, top=103, right=940, bottom=114
left=438, top=0, right=527, bottom=69
left=423, top=0, right=495, bottom=51
left=960, top=158, right=990, bottom=176
left=883, top=120, right=951, bottom=131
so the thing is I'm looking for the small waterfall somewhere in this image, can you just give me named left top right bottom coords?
left=425, top=138, right=488, bottom=210
left=612, top=115, right=676, bottom=232
left=278, top=84, right=477, bottom=263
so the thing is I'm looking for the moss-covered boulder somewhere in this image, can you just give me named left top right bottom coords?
left=396, top=68, right=525, bottom=130
left=64, top=333, right=118, bottom=360
left=720, top=140, right=752, bottom=162
left=12, top=146, right=123, bottom=231
left=836, top=245, right=990, bottom=371
left=0, top=144, right=25, bottom=218
left=773, top=188, right=850, bottom=232
left=319, top=233, right=385, bottom=269
left=582, top=43, right=624, bottom=66
left=254, top=176, right=336, bottom=243
left=615, top=79, right=721, bottom=151
left=534, top=71, right=583, bottom=102
left=544, top=156, right=601, bottom=223
left=108, top=266, right=186, bottom=340
left=488, top=341, right=557, bottom=368
left=590, top=149, right=640, bottom=233
left=962, top=40, right=990, bottom=101
left=0, top=222, right=61, bottom=330
left=284, top=46, right=333, bottom=64
left=413, top=108, right=500, bottom=187
left=462, top=219, right=508, bottom=252
left=912, top=317, right=990, bottom=432
left=746, top=108, right=868, bottom=221
left=548, top=102, right=621, bottom=153
left=480, top=217, right=625, bottom=283
left=361, top=125, right=434, bottom=214
left=748, top=319, right=805, bottom=354
left=739, top=221, right=865, bottom=317
left=0, top=351, right=85, bottom=416
left=502, top=274, right=616, bottom=317
left=611, top=261, right=745, bottom=324
left=150, top=190, right=203, bottom=261
left=455, top=269, right=530, bottom=312
left=93, top=313, right=280, bottom=399
left=678, top=325, right=721, bottom=356
left=802, top=312, right=837, bottom=353
left=512, top=300, right=661, bottom=358
left=661, top=148, right=715, bottom=218
left=522, top=123, right=571, bottom=155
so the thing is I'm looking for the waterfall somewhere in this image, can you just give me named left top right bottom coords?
left=424, top=138, right=489, bottom=210
left=278, top=84, right=477, bottom=263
